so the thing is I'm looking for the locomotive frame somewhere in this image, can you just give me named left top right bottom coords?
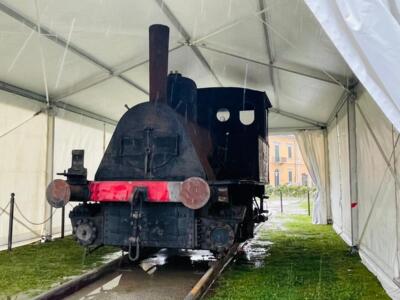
left=46, top=24, right=272, bottom=259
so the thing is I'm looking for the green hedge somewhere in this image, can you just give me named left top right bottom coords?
left=266, top=184, right=317, bottom=198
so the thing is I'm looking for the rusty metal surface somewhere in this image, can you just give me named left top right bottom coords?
left=180, top=177, right=210, bottom=209
left=46, top=179, right=71, bottom=208
left=149, top=24, right=169, bottom=103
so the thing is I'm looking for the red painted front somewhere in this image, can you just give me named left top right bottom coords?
left=89, top=181, right=170, bottom=202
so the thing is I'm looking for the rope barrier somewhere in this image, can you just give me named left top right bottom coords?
left=14, top=201, right=58, bottom=226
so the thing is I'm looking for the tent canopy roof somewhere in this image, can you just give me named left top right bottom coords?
left=0, top=0, right=354, bottom=131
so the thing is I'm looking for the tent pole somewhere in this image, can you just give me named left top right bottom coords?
left=393, top=126, right=400, bottom=280
left=43, top=106, right=55, bottom=241
left=324, top=128, right=332, bottom=223
left=347, top=94, right=359, bottom=248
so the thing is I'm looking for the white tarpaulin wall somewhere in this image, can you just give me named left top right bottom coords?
left=0, top=91, right=46, bottom=249
left=296, top=130, right=328, bottom=224
left=51, top=111, right=114, bottom=238
left=327, top=85, right=400, bottom=298
left=305, top=1, right=400, bottom=297
left=327, top=103, right=352, bottom=245
left=0, top=92, right=114, bottom=250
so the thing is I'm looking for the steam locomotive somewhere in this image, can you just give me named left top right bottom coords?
left=46, top=24, right=272, bottom=260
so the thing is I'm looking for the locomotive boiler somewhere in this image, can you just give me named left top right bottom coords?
left=46, top=24, right=272, bottom=260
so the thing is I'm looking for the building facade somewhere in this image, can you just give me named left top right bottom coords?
left=268, top=135, right=311, bottom=186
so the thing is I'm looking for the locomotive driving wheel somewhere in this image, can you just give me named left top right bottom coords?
left=74, top=218, right=97, bottom=246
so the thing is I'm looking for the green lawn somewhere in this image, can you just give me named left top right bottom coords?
left=209, top=214, right=389, bottom=300
left=0, top=237, right=117, bottom=297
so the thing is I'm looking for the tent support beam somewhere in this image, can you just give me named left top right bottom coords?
left=347, top=96, right=359, bottom=248
left=0, top=1, right=147, bottom=95
left=154, top=0, right=223, bottom=86
left=324, top=128, right=332, bottom=223
left=53, top=44, right=184, bottom=102
left=270, top=107, right=326, bottom=128
left=53, top=45, right=184, bottom=102
left=327, top=91, right=350, bottom=126
left=43, top=107, right=55, bottom=241
left=0, top=80, right=117, bottom=125
left=197, top=44, right=348, bottom=89
left=258, top=0, right=280, bottom=108
left=270, top=126, right=322, bottom=133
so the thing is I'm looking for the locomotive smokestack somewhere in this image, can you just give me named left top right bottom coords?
left=149, top=24, right=170, bottom=103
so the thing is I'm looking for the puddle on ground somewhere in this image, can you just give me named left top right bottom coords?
left=136, top=248, right=214, bottom=276
left=237, top=225, right=273, bottom=268
left=66, top=249, right=212, bottom=300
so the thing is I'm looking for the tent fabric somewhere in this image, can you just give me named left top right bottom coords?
left=0, top=0, right=351, bottom=126
left=0, top=91, right=47, bottom=250
left=51, top=110, right=114, bottom=237
left=0, top=91, right=114, bottom=249
left=296, top=130, right=328, bottom=224
left=355, top=86, right=400, bottom=299
left=305, top=0, right=400, bottom=133
left=327, top=103, right=352, bottom=245
left=327, top=85, right=400, bottom=299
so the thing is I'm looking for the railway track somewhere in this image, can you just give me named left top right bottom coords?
left=34, top=224, right=263, bottom=300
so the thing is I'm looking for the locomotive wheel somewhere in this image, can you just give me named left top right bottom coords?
left=205, top=222, right=234, bottom=252
left=74, top=219, right=97, bottom=246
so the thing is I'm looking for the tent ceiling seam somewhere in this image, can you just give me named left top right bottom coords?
left=0, top=1, right=147, bottom=96
left=197, top=44, right=348, bottom=88
left=155, top=0, right=223, bottom=87
left=270, top=107, right=326, bottom=127
left=53, top=44, right=185, bottom=103
left=270, top=126, right=322, bottom=133
left=0, top=80, right=117, bottom=125
left=259, top=0, right=280, bottom=109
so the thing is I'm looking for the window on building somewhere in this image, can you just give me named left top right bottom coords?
left=302, top=173, right=308, bottom=186
left=288, top=144, right=292, bottom=159
left=274, top=144, right=280, bottom=162
left=288, top=170, right=293, bottom=184
left=274, top=169, right=280, bottom=186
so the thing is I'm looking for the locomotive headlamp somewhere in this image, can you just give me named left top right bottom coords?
left=179, top=177, right=210, bottom=209
left=46, top=179, right=71, bottom=208
left=46, top=178, right=89, bottom=208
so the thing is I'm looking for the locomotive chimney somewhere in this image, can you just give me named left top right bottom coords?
left=149, top=24, right=170, bottom=103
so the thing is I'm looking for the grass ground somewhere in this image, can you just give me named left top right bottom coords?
left=208, top=213, right=389, bottom=300
left=0, top=237, right=117, bottom=297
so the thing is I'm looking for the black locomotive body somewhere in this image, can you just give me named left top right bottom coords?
left=46, top=25, right=271, bottom=258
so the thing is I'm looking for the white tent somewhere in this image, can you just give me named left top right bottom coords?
left=0, top=0, right=399, bottom=297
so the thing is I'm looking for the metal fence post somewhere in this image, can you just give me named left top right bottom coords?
left=8, top=193, right=15, bottom=251
left=61, top=206, right=65, bottom=238
left=280, top=190, right=283, bottom=213
left=307, top=189, right=311, bottom=216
